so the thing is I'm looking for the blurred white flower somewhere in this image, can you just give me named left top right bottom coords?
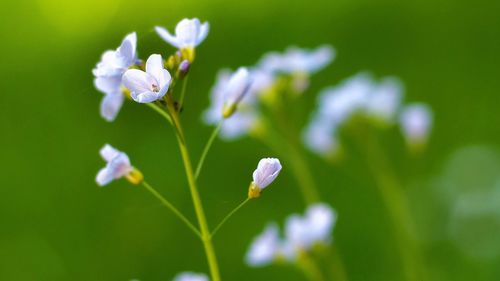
left=246, top=223, right=282, bottom=266
left=252, top=158, right=282, bottom=189
left=93, top=32, right=137, bottom=121
left=260, top=45, right=335, bottom=74
left=222, top=67, right=252, bottom=118
left=365, top=77, right=404, bottom=123
left=96, top=144, right=133, bottom=186
left=155, top=18, right=209, bottom=49
left=203, top=68, right=259, bottom=140
left=172, top=272, right=208, bottom=281
left=122, top=54, right=172, bottom=103
left=302, top=118, right=339, bottom=156
left=399, top=103, right=433, bottom=146
left=285, top=203, right=337, bottom=250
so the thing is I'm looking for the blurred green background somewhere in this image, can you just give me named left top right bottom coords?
left=2, top=0, right=500, bottom=280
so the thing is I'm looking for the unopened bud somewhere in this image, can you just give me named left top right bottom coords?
left=177, top=60, right=190, bottom=80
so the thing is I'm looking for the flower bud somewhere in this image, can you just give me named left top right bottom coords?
left=222, top=67, right=251, bottom=118
left=177, top=60, right=190, bottom=80
left=248, top=158, right=282, bottom=199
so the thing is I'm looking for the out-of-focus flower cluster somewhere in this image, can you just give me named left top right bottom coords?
left=245, top=203, right=336, bottom=267
left=303, top=72, right=433, bottom=158
left=203, top=45, right=335, bottom=140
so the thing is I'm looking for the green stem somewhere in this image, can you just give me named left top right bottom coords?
left=178, top=76, right=189, bottom=111
left=145, top=103, right=172, bottom=125
left=286, top=143, right=321, bottom=204
left=195, top=121, right=223, bottom=180
left=357, top=129, right=424, bottom=281
left=166, top=105, right=221, bottom=281
left=141, top=181, right=201, bottom=238
left=211, top=198, right=250, bottom=238
left=297, top=252, right=327, bottom=281
left=324, top=244, right=348, bottom=281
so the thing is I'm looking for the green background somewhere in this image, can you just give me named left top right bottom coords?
left=2, top=0, right=500, bottom=280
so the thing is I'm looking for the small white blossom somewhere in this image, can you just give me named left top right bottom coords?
left=122, top=54, right=172, bottom=103
left=252, top=158, right=282, bottom=189
left=93, top=32, right=137, bottom=121
left=172, top=272, right=208, bottom=281
left=96, top=144, right=133, bottom=186
left=203, top=69, right=258, bottom=140
left=155, top=18, right=209, bottom=49
left=303, top=118, right=339, bottom=156
left=222, top=67, right=252, bottom=117
left=365, top=77, right=404, bottom=123
left=246, top=223, right=282, bottom=267
left=285, top=203, right=337, bottom=250
left=259, top=45, right=335, bottom=74
left=399, top=103, right=433, bottom=146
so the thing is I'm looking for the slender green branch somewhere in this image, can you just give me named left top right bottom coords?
left=165, top=104, right=221, bottom=281
left=178, top=76, right=189, bottom=111
left=355, top=128, right=424, bottom=281
left=211, top=198, right=250, bottom=238
left=141, top=181, right=201, bottom=238
left=195, top=121, right=223, bottom=180
left=297, top=251, right=327, bottom=281
left=145, top=103, right=172, bottom=125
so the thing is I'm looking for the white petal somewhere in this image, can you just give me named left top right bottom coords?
left=196, top=22, right=209, bottom=45
left=252, top=158, right=282, bottom=189
left=96, top=167, right=113, bottom=186
left=175, top=18, right=199, bottom=47
left=122, top=69, right=156, bottom=93
left=245, top=223, right=281, bottom=267
left=100, top=92, right=124, bottom=122
left=173, top=272, right=208, bottom=281
left=117, top=32, right=137, bottom=66
left=225, top=67, right=250, bottom=106
left=94, top=76, right=121, bottom=95
left=145, top=54, right=171, bottom=88
left=100, top=144, right=120, bottom=162
left=155, top=26, right=180, bottom=48
left=132, top=91, right=161, bottom=103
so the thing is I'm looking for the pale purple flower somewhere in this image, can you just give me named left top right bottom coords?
left=246, top=223, right=281, bottom=266
left=93, top=32, right=137, bottom=121
left=259, top=45, right=335, bottom=74
left=172, top=272, right=208, bottom=281
left=155, top=18, right=209, bottom=49
left=122, top=54, right=172, bottom=103
left=285, top=203, right=337, bottom=250
left=399, top=103, right=433, bottom=145
left=96, top=144, right=133, bottom=186
left=252, top=158, right=282, bottom=189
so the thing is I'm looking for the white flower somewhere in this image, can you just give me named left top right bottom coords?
left=93, top=32, right=137, bottom=121
left=252, top=158, right=282, bottom=189
left=203, top=68, right=258, bottom=140
left=303, top=118, right=339, bottom=156
left=96, top=144, right=133, bottom=186
left=285, top=203, right=337, bottom=250
left=245, top=223, right=282, bottom=267
left=93, top=32, right=137, bottom=78
left=399, top=103, right=433, bottom=145
left=221, top=67, right=252, bottom=117
left=259, top=45, right=335, bottom=74
left=365, top=77, right=404, bottom=123
left=155, top=18, right=209, bottom=49
left=172, top=272, right=208, bottom=281
left=122, top=54, right=172, bottom=103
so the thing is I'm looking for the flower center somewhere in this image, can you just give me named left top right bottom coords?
left=151, top=83, right=160, bottom=92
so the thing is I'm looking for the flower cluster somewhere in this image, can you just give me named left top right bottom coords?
left=245, top=203, right=337, bottom=267
left=303, top=72, right=433, bottom=157
left=203, top=45, right=335, bottom=140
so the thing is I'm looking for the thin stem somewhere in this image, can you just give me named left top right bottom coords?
left=166, top=105, right=221, bottom=281
left=211, top=198, right=250, bottom=238
left=195, top=121, right=223, bottom=180
left=145, top=103, right=172, bottom=125
left=141, top=181, right=201, bottom=238
left=356, top=129, right=424, bottom=281
left=323, top=244, right=348, bottom=281
left=178, top=76, right=189, bottom=111
left=297, top=252, right=327, bottom=281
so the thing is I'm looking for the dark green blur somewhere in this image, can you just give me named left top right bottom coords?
left=1, top=0, right=500, bottom=280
